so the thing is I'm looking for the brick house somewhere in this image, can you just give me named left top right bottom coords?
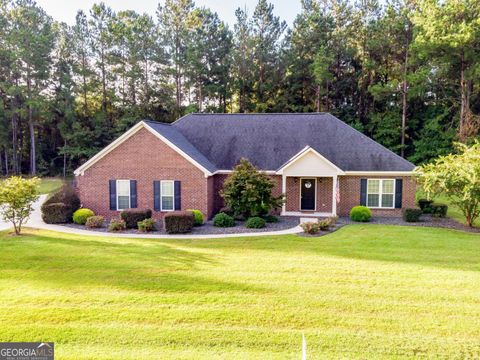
left=74, top=113, right=416, bottom=219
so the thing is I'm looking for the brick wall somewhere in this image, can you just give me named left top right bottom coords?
left=76, top=127, right=209, bottom=220
left=285, top=177, right=333, bottom=213
left=337, top=176, right=416, bottom=217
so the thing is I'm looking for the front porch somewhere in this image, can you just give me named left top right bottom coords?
left=281, top=176, right=338, bottom=217
left=277, top=146, right=343, bottom=217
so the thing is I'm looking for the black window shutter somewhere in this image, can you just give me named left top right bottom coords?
left=174, top=181, right=181, bottom=210
left=395, top=179, right=403, bottom=208
left=109, top=180, right=117, bottom=210
left=360, top=179, right=367, bottom=206
left=130, top=180, right=137, bottom=208
left=153, top=181, right=160, bottom=211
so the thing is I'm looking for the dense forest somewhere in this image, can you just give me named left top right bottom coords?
left=0, top=0, right=479, bottom=176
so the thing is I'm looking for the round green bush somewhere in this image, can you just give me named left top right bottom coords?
left=187, top=209, right=204, bottom=226
left=349, top=206, right=372, bottom=222
left=245, top=216, right=266, bottom=229
left=430, top=203, right=448, bottom=218
left=263, top=214, right=278, bottom=223
left=402, top=208, right=422, bottom=223
left=213, top=212, right=235, bottom=227
left=73, top=208, right=95, bottom=225
left=418, top=198, right=433, bottom=213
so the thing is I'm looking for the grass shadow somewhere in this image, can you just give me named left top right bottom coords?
left=0, top=230, right=263, bottom=293
left=184, top=224, right=480, bottom=272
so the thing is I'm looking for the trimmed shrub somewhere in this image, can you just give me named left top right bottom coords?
left=187, top=209, right=204, bottom=226
left=431, top=203, right=448, bottom=218
left=41, top=203, right=71, bottom=224
left=41, top=184, right=80, bottom=223
left=263, top=214, right=278, bottom=223
left=350, top=206, right=372, bottom=222
left=418, top=198, right=434, bottom=213
left=221, top=158, right=284, bottom=218
left=213, top=212, right=235, bottom=227
left=403, top=208, right=423, bottom=222
left=164, top=211, right=194, bottom=234
left=300, top=221, right=321, bottom=234
left=138, top=218, right=156, bottom=232
left=85, top=215, right=105, bottom=228
left=120, top=209, right=152, bottom=229
left=73, top=208, right=95, bottom=225
left=219, top=206, right=234, bottom=216
left=108, top=218, right=126, bottom=232
left=46, top=184, right=81, bottom=210
left=318, top=216, right=337, bottom=230
left=245, top=216, right=266, bottom=229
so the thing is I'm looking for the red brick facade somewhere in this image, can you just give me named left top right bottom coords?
left=76, top=128, right=211, bottom=219
left=76, top=128, right=416, bottom=219
left=336, top=175, right=416, bottom=217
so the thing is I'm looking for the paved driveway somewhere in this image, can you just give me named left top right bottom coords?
left=0, top=195, right=47, bottom=231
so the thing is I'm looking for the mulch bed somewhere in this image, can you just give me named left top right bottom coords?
left=61, top=216, right=300, bottom=235
left=338, top=214, right=480, bottom=233
left=297, top=214, right=480, bottom=237
left=60, top=214, right=478, bottom=236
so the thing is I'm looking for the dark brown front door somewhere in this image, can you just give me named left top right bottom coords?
left=301, top=178, right=316, bottom=210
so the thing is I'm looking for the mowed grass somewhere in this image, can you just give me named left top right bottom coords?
left=37, top=177, right=64, bottom=194
left=0, top=226, right=479, bottom=359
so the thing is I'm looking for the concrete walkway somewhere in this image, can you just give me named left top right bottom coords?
left=0, top=195, right=303, bottom=238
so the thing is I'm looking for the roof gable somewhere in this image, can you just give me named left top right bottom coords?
left=74, top=121, right=216, bottom=176
left=277, top=146, right=345, bottom=176
left=173, top=113, right=415, bottom=172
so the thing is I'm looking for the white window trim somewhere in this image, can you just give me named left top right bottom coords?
left=366, top=179, right=395, bottom=209
left=160, top=180, right=175, bottom=212
left=116, top=179, right=131, bottom=211
left=299, top=177, right=317, bottom=211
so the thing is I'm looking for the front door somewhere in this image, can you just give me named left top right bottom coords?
left=301, top=178, right=316, bottom=210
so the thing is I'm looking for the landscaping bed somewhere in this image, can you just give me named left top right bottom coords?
left=338, top=214, right=480, bottom=233
left=61, top=216, right=300, bottom=235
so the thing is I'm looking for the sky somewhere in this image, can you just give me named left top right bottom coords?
left=35, top=0, right=302, bottom=27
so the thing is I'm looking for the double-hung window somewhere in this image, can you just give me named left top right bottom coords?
left=161, top=180, right=174, bottom=211
left=117, top=180, right=131, bottom=210
left=367, top=179, right=395, bottom=208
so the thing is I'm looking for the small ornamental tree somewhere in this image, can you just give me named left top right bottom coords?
left=414, top=141, right=480, bottom=227
left=221, top=158, right=284, bottom=218
left=0, top=177, right=40, bottom=235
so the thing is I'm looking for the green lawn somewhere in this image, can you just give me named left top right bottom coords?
left=0, top=226, right=479, bottom=359
left=37, top=177, right=64, bottom=194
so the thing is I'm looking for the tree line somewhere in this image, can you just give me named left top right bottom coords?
left=0, top=0, right=479, bottom=176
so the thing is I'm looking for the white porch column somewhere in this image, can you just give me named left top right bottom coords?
left=332, top=175, right=338, bottom=216
left=281, top=175, right=287, bottom=214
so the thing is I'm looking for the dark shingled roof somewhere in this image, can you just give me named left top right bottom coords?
left=147, top=113, right=415, bottom=172
left=144, top=120, right=217, bottom=173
